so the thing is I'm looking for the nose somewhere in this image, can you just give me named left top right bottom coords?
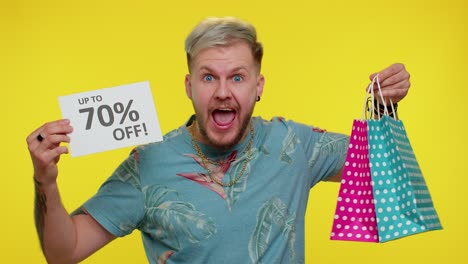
left=213, top=79, right=232, bottom=100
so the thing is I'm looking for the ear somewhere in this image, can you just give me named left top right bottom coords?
left=185, top=74, right=192, bottom=99
left=256, top=74, right=265, bottom=98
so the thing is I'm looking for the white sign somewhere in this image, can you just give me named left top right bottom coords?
left=59, top=81, right=163, bottom=157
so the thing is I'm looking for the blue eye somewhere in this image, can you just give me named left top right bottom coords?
left=204, top=74, right=214, bottom=81
left=233, top=75, right=242, bottom=82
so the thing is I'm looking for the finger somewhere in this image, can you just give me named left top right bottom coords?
left=28, top=123, right=72, bottom=159
left=369, top=63, right=406, bottom=82
left=32, top=145, right=69, bottom=173
left=374, top=79, right=410, bottom=103
left=27, top=119, right=72, bottom=152
left=379, top=69, right=410, bottom=88
left=40, top=119, right=73, bottom=137
left=35, top=134, right=71, bottom=153
left=32, top=139, right=69, bottom=160
left=47, top=145, right=69, bottom=159
left=26, top=119, right=72, bottom=144
left=371, top=72, right=410, bottom=95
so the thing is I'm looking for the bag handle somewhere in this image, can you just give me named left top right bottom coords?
left=361, top=75, right=396, bottom=120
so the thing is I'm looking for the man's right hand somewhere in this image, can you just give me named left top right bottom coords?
left=27, top=119, right=73, bottom=185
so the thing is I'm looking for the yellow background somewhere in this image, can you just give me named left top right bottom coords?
left=2, top=0, right=465, bottom=263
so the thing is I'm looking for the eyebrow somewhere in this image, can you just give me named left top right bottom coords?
left=198, top=66, right=249, bottom=73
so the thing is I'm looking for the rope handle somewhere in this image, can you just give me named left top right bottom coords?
left=361, top=75, right=396, bottom=120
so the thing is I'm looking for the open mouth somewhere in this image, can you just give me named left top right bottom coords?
left=212, top=108, right=236, bottom=127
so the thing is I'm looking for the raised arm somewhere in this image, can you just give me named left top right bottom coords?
left=327, top=63, right=411, bottom=183
left=28, top=119, right=116, bottom=263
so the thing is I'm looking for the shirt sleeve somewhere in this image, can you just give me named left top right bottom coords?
left=288, top=120, right=349, bottom=187
left=79, top=149, right=146, bottom=237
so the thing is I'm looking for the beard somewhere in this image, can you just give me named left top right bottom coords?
left=195, top=108, right=254, bottom=150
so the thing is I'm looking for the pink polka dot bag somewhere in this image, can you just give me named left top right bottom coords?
left=330, top=76, right=442, bottom=243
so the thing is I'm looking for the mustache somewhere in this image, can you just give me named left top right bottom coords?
left=209, top=105, right=238, bottom=112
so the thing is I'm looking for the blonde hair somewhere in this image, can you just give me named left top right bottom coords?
left=185, top=17, right=263, bottom=71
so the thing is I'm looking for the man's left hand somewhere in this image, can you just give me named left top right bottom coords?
left=369, top=63, right=410, bottom=104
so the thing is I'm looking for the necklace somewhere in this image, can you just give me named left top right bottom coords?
left=189, top=122, right=254, bottom=187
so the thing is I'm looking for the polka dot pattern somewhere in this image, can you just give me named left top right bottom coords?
left=332, top=117, right=442, bottom=243
left=368, top=116, right=442, bottom=242
left=331, top=120, right=378, bottom=242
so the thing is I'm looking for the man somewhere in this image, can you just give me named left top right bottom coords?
left=27, top=17, right=410, bottom=263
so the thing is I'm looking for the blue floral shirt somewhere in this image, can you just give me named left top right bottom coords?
left=82, top=116, right=348, bottom=263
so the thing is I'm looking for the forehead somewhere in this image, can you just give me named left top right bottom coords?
left=190, top=42, right=256, bottom=72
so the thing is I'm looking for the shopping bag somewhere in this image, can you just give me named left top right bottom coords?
left=330, top=118, right=379, bottom=242
left=330, top=76, right=442, bottom=243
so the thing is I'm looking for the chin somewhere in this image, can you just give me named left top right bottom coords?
left=206, top=130, right=241, bottom=150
